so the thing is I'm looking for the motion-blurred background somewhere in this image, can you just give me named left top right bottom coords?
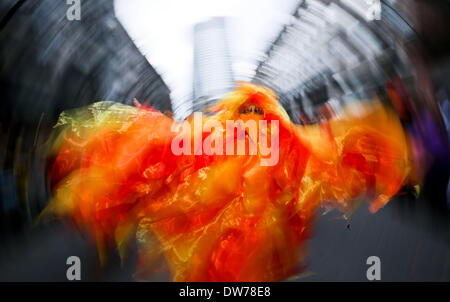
left=0, top=0, right=449, bottom=281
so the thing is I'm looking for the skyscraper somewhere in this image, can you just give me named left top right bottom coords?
left=193, top=17, right=234, bottom=111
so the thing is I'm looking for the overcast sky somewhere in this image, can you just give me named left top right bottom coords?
left=114, top=0, right=299, bottom=118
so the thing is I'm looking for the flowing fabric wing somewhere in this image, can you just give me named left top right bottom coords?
left=295, top=101, right=411, bottom=216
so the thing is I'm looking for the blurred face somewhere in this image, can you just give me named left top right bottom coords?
left=239, top=102, right=264, bottom=123
left=236, top=102, right=268, bottom=150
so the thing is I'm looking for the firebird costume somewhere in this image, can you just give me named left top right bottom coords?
left=43, top=83, right=411, bottom=281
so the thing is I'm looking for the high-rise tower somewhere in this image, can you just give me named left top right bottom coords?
left=193, top=17, right=234, bottom=111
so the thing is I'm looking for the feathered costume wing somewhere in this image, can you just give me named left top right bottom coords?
left=43, top=83, right=411, bottom=281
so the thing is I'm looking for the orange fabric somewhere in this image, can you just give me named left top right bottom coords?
left=44, top=83, right=411, bottom=281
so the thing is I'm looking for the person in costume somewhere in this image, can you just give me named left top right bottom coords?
left=43, top=82, right=412, bottom=281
